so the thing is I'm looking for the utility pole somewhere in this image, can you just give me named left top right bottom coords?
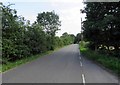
left=81, top=18, right=83, bottom=41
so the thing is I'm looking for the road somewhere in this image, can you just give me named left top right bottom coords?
left=2, top=44, right=119, bottom=84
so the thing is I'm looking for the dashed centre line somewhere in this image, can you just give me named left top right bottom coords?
left=80, top=61, right=83, bottom=67
left=82, top=74, right=86, bottom=85
left=79, top=51, right=85, bottom=84
left=79, top=57, right=81, bottom=60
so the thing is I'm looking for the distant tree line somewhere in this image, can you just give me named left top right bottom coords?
left=81, top=2, right=120, bottom=57
left=1, top=3, right=75, bottom=62
left=74, top=33, right=81, bottom=44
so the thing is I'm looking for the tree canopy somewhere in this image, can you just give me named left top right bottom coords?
left=37, top=11, right=61, bottom=36
left=1, top=3, right=75, bottom=62
left=82, top=2, right=120, bottom=57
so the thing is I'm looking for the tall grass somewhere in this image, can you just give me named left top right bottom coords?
left=1, top=50, right=54, bottom=72
left=80, top=41, right=120, bottom=76
left=1, top=45, right=66, bottom=72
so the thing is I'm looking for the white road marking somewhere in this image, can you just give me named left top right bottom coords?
left=82, top=74, right=86, bottom=85
left=79, top=57, right=81, bottom=60
left=80, top=61, right=83, bottom=67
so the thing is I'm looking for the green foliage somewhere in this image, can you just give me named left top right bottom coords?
left=1, top=3, right=75, bottom=64
left=37, top=11, right=61, bottom=36
left=54, top=36, right=64, bottom=48
left=80, top=42, right=120, bottom=75
left=2, top=50, right=53, bottom=72
left=36, top=11, right=61, bottom=50
left=61, top=32, right=75, bottom=45
left=74, top=33, right=81, bottom=44
left=82, top=2, right=120, bottom=57
left=2, top=3, right=30, bottom=61
left=25, top=24, right=47, bottom=54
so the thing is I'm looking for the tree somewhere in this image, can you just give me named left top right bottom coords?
left=25, top=23, right=47, bottom=54
left=37, top=11, right=61, bottom=36
left=61, top=32, right=75, bottom=45
left=2, top=3, right=30, bottom=61
left=82, top=2, right=120, bottom=56
left=74, top=33, right=81, bottom=44
left=1, top=3, right=74, bottom=62
left=37, top=11, right=61, bottom=50
left=54, top=36, right=64, bottom=48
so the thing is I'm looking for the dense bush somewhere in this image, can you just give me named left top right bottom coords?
left=80, top=42, right=120, bottom=75
left=82, top=2, right=120, bottom=57
left=1, top=3, right=75, bottom=62
left=60, top=32, right=75, bottom=45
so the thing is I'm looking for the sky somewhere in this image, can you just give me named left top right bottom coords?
left=2, top=0, right=86, bottom=36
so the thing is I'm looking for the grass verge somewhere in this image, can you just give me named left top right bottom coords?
left=79, top=41, right=120, bottom=76
left=1, top=46, right=63, bottom=73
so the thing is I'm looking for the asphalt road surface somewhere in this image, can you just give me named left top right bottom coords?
left=2, top=44, right=119, bottom=83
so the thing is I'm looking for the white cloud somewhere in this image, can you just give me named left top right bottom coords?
left=56, top=3, right=86, bottom=36
left=1, top=0, right=84, bottom=2
left=2, top=0, right=86, bottom=36
left=49, top=0, right=84, bottom=3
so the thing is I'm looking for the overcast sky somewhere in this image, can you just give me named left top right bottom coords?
left=2, top=0, right=86, bottom=36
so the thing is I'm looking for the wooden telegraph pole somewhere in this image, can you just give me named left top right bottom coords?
left=81, top=18, right=83, bottom=41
